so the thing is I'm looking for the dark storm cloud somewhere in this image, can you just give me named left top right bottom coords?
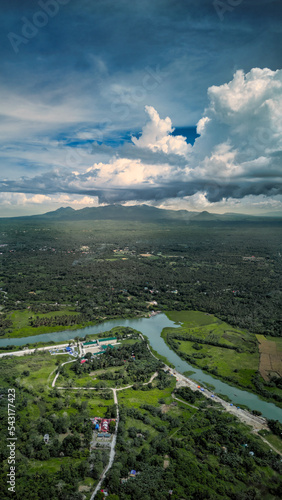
left=1, top=165, right=282, bottom=205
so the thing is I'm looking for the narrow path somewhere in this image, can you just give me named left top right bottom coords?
left=116, top=384, right=133, bottom=391
left=51, top=359, right=76, bottom=387
left=147, top=371, right=158, bottom=384
left=57, top=386, right=103, bottom=390
left=172, top=393, right=198, bottom=410
left=258, top=435, right=282, bottom=456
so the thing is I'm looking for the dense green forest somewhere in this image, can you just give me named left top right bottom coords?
left=0, top=218, right=282, bottom=338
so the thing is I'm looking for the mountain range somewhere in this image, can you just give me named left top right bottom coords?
left=2, top=204, right=282, bottom=223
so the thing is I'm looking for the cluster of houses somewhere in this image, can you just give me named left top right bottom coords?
left=91, top=418, right=115, bottom=438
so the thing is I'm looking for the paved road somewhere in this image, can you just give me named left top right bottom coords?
left=0, top=343, right=75, bottom=358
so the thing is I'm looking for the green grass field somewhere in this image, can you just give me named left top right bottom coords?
left=262, top=433, right=282, bottom=454
left=117, top=384, right=175, bottom=408
left=166, top=310, right=255, bottom=347
left=167, top=310, right=222, bottom=327
left=55, top=389, right=114, bottom=417
left=124, top=416, right=159, bottom=442
left=3, top=308, right=97, bottom=338
left=0, top=351, right=61, bottom=389
left=178, top=339, right=258, bottom=387
left=9, top=308, right=79, bottom=329
left=28, top=457, right=82, bottom=474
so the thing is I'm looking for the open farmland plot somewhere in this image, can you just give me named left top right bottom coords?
left=256, top=335, right=282, bottom=381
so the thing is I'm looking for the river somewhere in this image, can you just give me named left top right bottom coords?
left=0, top=314, right=281, bottom=421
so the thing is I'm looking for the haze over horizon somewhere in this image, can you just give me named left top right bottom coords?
left=1, top=0, right=282, bottom=217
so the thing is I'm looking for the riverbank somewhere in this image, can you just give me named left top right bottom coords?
left=1, top=310, right=148, bottom=339
left=161, top=312, right=282, bottom=410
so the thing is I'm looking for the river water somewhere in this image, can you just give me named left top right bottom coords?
left=0, top=314, right=281, bottom=421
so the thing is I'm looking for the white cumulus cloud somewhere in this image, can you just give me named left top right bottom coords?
left=193, top=67, right=282, bottom=184
left=132, top=105, right=191, bottom=157
left=85, top=157, right=175, bottom=188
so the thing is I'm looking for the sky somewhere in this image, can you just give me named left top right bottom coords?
left=0, top=0, right=282, bottom=216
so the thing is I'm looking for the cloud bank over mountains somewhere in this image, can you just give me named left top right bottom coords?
left=1, top=67, right=282, bottom=214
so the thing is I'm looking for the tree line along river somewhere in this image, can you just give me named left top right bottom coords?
left=0, top=313, right=281, bottom=422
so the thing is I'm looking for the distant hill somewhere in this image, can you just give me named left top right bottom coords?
left=190, top=210, right=219, bottom=221
left=34, top=206, right=76, bottom=219
left=1, top=204, right=282, bottom=223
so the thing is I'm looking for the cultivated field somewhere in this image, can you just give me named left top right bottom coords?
left=256, top=335, right=282, bottom=381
